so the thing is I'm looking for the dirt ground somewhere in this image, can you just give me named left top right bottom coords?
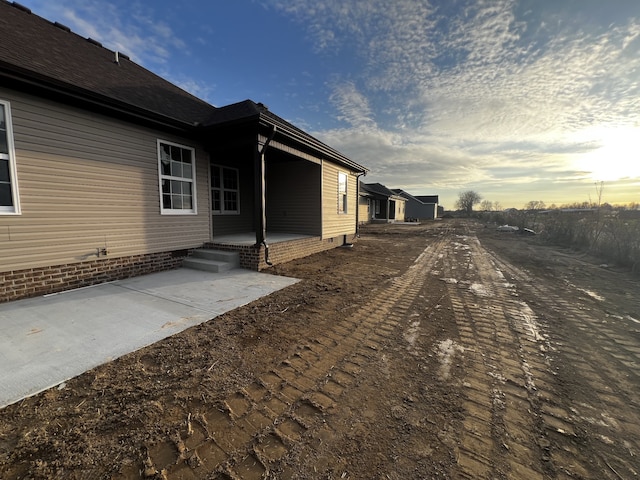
left=1, top=219, right=639, bottom=479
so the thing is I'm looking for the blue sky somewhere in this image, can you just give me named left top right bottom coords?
left=19, top=0, right=640, bottom=209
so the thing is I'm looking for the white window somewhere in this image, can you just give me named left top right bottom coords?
left=158, top=140, right=196, bottom=214
left=211, top=164, right=240, bottom=215
left=338, top=171, right=348, bottom=214
left=0, top=100, right=20, bottom=215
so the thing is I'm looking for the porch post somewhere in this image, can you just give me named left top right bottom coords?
left=255, top=125, right=276, bottom=266
left=254, top=143, right=266, bottom=247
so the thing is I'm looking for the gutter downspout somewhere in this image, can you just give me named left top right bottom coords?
left=256, top=124, right=277, bottom=266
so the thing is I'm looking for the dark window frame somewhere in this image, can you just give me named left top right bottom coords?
left=211, top=164, right=240, bottom=215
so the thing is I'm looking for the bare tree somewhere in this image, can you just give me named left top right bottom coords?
left=456, top=190, right=482, bottom=216
left=525, top=200, right=546, bottom=211
left=480, top=200, right=493, bottom=211
left=524, top=200, right=546, bottom=231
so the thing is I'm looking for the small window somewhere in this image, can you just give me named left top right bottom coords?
left=158, top=140, right=196, bottom=214
left=211, top=164, right=240, bottom=215
left=0, top=100, right=20, bottom=214
left=338, top=172, right=348, bottom=214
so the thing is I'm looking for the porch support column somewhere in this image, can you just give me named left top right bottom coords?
left=255, top=125, right=276, bottom=264
left=254, top=143, right=267, bottom=247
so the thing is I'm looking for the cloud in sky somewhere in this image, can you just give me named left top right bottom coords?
left=265, top=0, right=640, bottom=207
left=18, top=0, right=640, bottom=208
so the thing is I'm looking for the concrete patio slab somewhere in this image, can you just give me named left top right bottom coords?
left=0, top=268, right=299, bottom=408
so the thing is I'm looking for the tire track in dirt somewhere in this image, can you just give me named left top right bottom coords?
left=113, top=235, right=449, bottom=479
left=441, top=232, right=554, bottom=479
left=484, top=244, right=640, bottom=479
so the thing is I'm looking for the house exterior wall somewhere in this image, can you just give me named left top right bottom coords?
left=358, top=196, right=371, bottom=224
left=0, top=88, right=211, bottom=299
left=405, top=200, right=436, bottom=220
left=404, top=199, right=420, bottom=220
left=322, top=161, right=357, bottom=238
left=424, top=204, right=436, bottom=220
left=266, top=159, right=321, bottom=235
left=394, top=199, right=406, bottom=221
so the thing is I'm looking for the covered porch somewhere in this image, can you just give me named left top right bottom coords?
left=360, top=182, right=407, bottom=223
left=200, top=100, right=366, bottom=270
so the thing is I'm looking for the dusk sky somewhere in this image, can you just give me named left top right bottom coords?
left=19, top=0, right=640, bottom=209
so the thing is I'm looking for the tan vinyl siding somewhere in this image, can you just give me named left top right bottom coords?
left=394, top=199, right=406, bottom=222
left=321, top=161, right=357, bottom=238
left=267, top=160, right=321, bottom=234
left=358, top=195, right=371, bottom=224
left=0, top=88, right=210, bottom=272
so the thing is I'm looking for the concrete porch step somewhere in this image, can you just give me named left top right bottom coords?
left=183, top=249, right=240, bottom=273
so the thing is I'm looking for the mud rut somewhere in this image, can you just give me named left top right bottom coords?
left=112, top=233, right=450, bottom=480
left=112, top=223, right=639, bottom=479
left=444, top=225, right=639, bottom=479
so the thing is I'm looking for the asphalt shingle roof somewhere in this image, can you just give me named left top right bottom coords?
left=0, top=1, right=216, bottom=125
left=361, top=183, right=400, bottom=198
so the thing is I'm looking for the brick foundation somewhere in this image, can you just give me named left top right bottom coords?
left=205, top=234, right=357, bottom=270
left=0, top=250, right=190, bottom=303
left=1, top=234, right=358, bottom=303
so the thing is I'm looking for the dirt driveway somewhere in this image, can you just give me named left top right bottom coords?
left=1, top=219, right=639, bottom=479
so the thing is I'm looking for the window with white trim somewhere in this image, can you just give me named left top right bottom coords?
left=158, top=140, right=196, bottom=214
left=0, top=100, right=20, bottom=214
left=338, top=171, right=348, bottom=214
left=211, top=165, right=240, bottom=214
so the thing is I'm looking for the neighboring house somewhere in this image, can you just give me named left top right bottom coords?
left=358, top=183, right=373, bottom=225
left=359, top=183, right=406, bottom=223
left=0, top=2, right=367, bottom=302
left=393, top=190, right=439, bottom=220
left=415, top=196, right=439, bottom=220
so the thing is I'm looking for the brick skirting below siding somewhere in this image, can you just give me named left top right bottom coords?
left=0, top=250, right=190, bottom=304
left=1, top=235, right=357, bottom=303
left=205, top=234, right=357, bottom=270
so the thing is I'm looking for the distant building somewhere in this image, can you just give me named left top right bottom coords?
left=393, top=190, right=439, bottom=220
left=359, top=183, right=406, bottom=223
